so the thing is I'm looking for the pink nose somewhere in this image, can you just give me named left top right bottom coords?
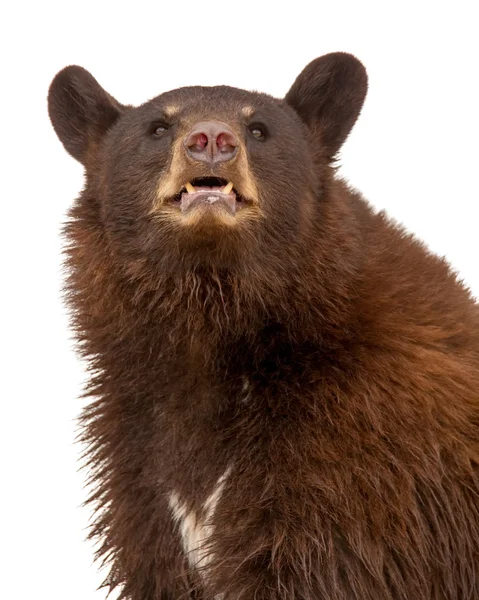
left=184, top=121, right=238, bottom=165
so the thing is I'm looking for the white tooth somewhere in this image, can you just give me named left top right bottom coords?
left=223, top=181, right=234, bottom=194
left=185, top=182, right=196, bottom=194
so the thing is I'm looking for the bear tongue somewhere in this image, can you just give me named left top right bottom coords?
left=180, top=187, right=236, bottom=215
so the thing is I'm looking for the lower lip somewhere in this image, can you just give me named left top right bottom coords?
left=180, top=190, right=238, bottom=215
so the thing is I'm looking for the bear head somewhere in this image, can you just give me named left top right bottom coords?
left=48, top=54, right=367, bottom=282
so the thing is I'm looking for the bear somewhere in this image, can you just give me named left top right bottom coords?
left=48, top=53, right=479, bottom=600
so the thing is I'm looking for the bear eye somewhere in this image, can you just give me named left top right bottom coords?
left=151, top=123, right=169, bottom=136
left=248, top=124, right=267, bottom=141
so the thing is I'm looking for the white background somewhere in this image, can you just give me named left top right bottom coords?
left=2, top=1, right=478, bottom=599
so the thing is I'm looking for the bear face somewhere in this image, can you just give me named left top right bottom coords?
left=99, top=86, right=316, bottom=273
left=48, top=55, right=367, bottom=278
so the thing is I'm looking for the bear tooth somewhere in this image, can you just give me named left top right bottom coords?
left=223, top=181, right=234, bottom=194
left=185, top=182, right=196, bottom=194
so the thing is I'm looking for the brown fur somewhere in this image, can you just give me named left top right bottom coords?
left=48, top=54, right=479, bottom=599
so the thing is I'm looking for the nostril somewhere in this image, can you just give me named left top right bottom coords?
left=187, top=132, right=208, bottom=151
left=216, top=131, right=238, bottom=151
left=196, top=133, right=208, bottom=150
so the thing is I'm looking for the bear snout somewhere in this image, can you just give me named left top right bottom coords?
left=184, top=121, right=239, bottom=165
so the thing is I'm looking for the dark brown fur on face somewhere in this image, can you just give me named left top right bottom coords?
left=48, top=53, right=479, bottom=599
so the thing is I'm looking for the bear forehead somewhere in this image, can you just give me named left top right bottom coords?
left=136, top=85, right=294, bottom=122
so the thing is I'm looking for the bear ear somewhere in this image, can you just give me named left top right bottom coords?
left=48, top=66, right=124, bottom=164
left=285, top=53, right=368, bottom=160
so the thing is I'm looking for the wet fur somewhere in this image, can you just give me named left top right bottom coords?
left=49, top=54, right=479, bottom=599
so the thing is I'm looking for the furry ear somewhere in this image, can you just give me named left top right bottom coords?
left=48, top=66, right=124, bottom=164
left=285, top=53, right=368, bottom=159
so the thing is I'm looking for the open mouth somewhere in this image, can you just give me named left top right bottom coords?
left=171, top=177, right=245, bottom=216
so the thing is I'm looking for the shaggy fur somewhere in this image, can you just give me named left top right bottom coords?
left=48, top=53, right=479, bottom=599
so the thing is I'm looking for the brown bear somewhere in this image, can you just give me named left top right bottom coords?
left=48, top=53, right=479, bottom=599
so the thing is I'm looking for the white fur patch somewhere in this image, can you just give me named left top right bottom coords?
left=168, top=468, right=231, bottom=574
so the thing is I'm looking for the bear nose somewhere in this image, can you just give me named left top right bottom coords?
left=184, top=121, right=238, bottom=164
